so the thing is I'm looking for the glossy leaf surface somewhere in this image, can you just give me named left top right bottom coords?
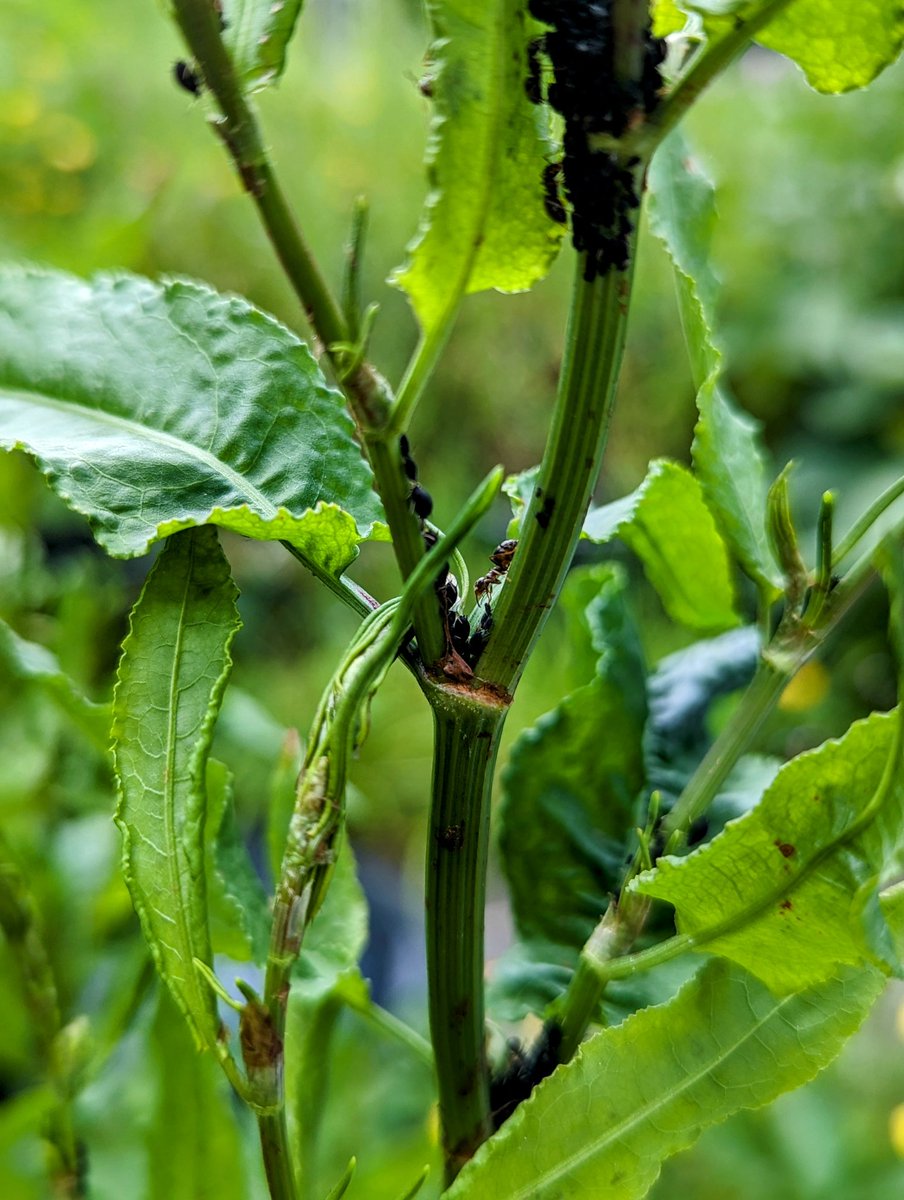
left=634, top=709, right=904, bottom=992
left=450, top=960, right=883, bottom=1199
left=0, top=269, right=384, bottom=569
left=583, top=458, right=739, bottom=632
left=392, top=0, right=561, bottom=331
left=647, top=134, right=780, bottom=594
left=113, top=527, right=239, bottom=1052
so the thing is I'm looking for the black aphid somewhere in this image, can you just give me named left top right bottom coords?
left=174, top=61, right=202, bottom=96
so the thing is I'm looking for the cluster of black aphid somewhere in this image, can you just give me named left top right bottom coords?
left=400, top=434, right=433, bottom=522
left=526, top=1, right=666, bottom=280
left=489, top=1023, right=563, bottom=1129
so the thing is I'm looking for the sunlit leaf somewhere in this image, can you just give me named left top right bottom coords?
left=449, top=960, right=883, bottom=1199
left=647, top=134, right=780, bottom=595
left=0, top=269, right=385, bottom=575
left=757, top=0, right=904, bottom=94
left=391, top=0, right=562, bottom=333
left=652, top=0, right=688, bottom=36
left=633, top=708, right=904, bottom=992
left=583, top=459, right=739, bottom=632
left=222, top=0, right=305, bottom=93
left=112, top=527, right=238, bottom=1053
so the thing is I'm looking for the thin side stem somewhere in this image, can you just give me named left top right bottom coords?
left=833, top=474, right=904, bottom=566
left=661, top=660, right=788, bottom=845
left=640, top=0, right=797, bottom=157
left=170, top=0, right=443, bottom=660
left=424, top=687, right=508, bottom=1184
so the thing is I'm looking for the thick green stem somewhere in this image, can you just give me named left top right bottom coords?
left=257, top=1111, right=298, bottom=1200
left=424, top=686, right=508, bottom=1184
left=478, top=252, right=637, bottom=690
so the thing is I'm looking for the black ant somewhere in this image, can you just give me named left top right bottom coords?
left=542, top=161, right=567, bottom=225
left=174, top=61, right=203, bottom=96
left=474, top=539, right=517, bottom=604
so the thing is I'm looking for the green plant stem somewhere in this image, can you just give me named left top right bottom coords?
left=662, top=660, right=788, bottom=845
left=640, top=0, right=797, bottom=156
left=170, top=0, right=444, bottom=661
left=833, top=474, right=904, bottom=565
left=424, top=686, right=508, bottom=1184
left=478, top=253, right=637, bottom=690
left=258, top=1111, right=298, bottom=1200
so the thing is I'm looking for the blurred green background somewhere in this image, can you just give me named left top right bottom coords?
left=1, top=0, right=903, bottom=1196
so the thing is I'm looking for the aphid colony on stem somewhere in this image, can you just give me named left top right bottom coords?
left=398, top=436, right=517, bottom=671
left=525, top=0, right=666, bottom=279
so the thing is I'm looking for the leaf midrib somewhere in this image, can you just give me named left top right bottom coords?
left=163, top=535, right=212, bottom=1031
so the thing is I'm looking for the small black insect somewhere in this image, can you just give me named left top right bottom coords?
left=399, top=434, right=410, bottom=458
left=174, top=60, right=203, bottom=96
left=542, top=161, right=567, bottom=225
left=409, top=484, right=433, bottom=521
left=171, top=59, right=201, bottom=94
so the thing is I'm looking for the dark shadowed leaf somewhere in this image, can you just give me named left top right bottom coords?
left=499, top=565, right=647, bottom=949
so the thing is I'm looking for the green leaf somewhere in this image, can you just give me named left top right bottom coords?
left=0, top=269, right=385, bottom=572
left=499, top=565, right=647, bottom=949
left=757, top=1, right=904, bottom=94
left=206, top=759, right=270, bottom=963
left=647, top=134, right=780, bottom=595
left=148, top=987, right=248, bottom=1200
left=285, top=840, right=368, bottom=1191
left=0, top=617, right=110, bottom=751
left=448, top=960, right=884, bottom=1200
left=501, top=465, right=539, bottom=538
left=644, top=626, right=761, bottom=804
left=391, top=0, right=562, bottom=332
left=112, top=527, right=239, bottom=1054
left=222, top=0, right=305, bottom=93
left=652, top=0, right=688, bottom=36
left=583, top=459, right=739, bottom=632
left=633, top=708, right=904, bottom=992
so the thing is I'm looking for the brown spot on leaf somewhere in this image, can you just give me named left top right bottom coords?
left=780, top=899, right=793, bottom=912
left=774, top=840, right=796, bottom=858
